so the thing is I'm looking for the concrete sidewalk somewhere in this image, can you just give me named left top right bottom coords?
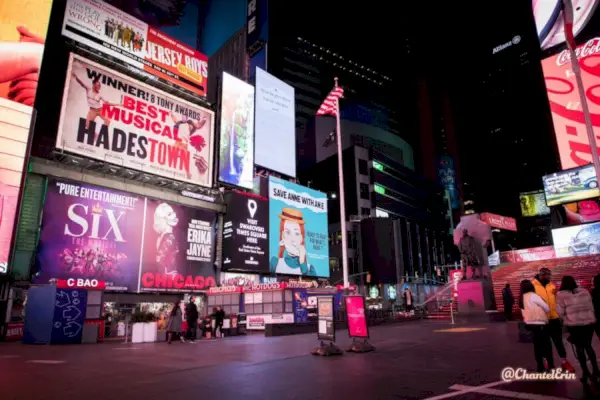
left=0, top=320, right=594, bottom=399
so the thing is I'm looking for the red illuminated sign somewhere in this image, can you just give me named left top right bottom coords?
left=207, top=286, right=243, bottom=295
left=480, top=213, right=517, bottom=232
left=56, top=278, right=106, bottom=290
left=245, top=282, right=287, bottom=292
left=542, top=37, right=600, bottom=170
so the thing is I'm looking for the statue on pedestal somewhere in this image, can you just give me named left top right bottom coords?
left=458, top=230, right=484, bottom=279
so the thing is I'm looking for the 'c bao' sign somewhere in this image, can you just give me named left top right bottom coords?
left=56, top=278, right=106, bottom=290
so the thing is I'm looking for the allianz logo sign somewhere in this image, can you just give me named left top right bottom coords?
left=492, top=35, right=521, bottom=54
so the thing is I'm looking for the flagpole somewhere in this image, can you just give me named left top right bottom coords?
left=563, top=0, right=600, bottom=185
left=333, top=77, right=349, bottom=288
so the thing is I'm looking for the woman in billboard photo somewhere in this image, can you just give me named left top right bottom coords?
left=219, top=93, right=254, bottom=186
left=270, top=208, right=316, bottom=276
left=71, top=66, right=123, bottom=131
left=153, top=202, right=180, bottom=277
left=170, top=111, right=209, bottom=178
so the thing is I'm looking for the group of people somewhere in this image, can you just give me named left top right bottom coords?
left=103, top=19, right=144, bottom=52
left=166, top=298, right=226, bottom=344
left=59, top=247, right=126, bottom=276
left=514, top=267, right=600, bottom=387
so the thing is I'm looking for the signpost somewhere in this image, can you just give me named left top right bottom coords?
left=345, top=295, right=375, bottom=353
left=311, top=296, right=342, bottom=356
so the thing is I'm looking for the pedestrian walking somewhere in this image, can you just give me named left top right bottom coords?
left=166, top=300, right=184, bottom=344
left=532, top=267, right=575, bottom=372
left=185, top=297, right=199, bottom=343
left=213, top=306, right=225, bottom=338
left=556, top=275, right=599, bottom=386
left=520, top=279, right=554, bottom=373
left=403, top=288, right=413, bottom=316
left=502, top=283, right=515, bottom=321
left=591, top=274, right=600, bottom=340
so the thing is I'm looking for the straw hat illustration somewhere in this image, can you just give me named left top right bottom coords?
left=279, top=207, right=305, bottom=224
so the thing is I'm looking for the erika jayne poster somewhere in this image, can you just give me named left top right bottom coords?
left=139, top=199, right=216, bottom=292
left=56, top=54, right=215, bottom=187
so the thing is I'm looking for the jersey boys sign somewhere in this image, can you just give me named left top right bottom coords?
left=57, top=54, right=215, bottom=188
left=62, top=0, right=209, bottom=96
left=34, top=179, right=216, bottom=292
left=222, top=191, right=269, bottom=272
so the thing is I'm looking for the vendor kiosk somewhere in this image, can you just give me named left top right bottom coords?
left=23, top=279, right=105, bottom=344
left=245, top=283, right=295, bottom=330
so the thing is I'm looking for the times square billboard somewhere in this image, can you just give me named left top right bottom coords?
left=34, top=179, right=217, bottom=292
left=541, top=38, right=600, bottom=170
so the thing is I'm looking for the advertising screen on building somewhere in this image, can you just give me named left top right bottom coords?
left=268, top=176, right=329, bottom=278
left=520, top=190, right=551, bottom=216
left=255, top=68, right=296, bottom=177
left=222, top=191, right=269, bottom=272
left=543, top=164, right=600, bottom=206
left=0, top=0, right=54, bottom=274
left=542, top=38, right=600, bottom=170
left=57, top=54, right=215, bottom=188
left=35, top=179, right=146, bottom=291
left=62, top=0, right=209, bottom=96
left=139, top=199, right=216, bottom=293
left=34, top=179, right=217, bottom=292
left=218, top=72, right=255, bottom=189
left=552, top=221, right=600, bottom=258
left=533, top=0, right=599, bottom=51
left=345, top=296, right=368, bottom=338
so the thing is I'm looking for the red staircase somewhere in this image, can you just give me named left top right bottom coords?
left=426, top=302, right=456, bottom=320
left=491, top=254, right=600, bottom=318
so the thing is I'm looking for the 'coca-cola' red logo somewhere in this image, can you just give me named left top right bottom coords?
left=544, top=37, right=600, bottom=169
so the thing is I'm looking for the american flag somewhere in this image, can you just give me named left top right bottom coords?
left=316, top=85, right=344, bottom=116
left=561, top=0, right=576, bottom=50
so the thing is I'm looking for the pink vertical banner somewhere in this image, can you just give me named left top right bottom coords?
left=345, top=296, right=368, bottom=338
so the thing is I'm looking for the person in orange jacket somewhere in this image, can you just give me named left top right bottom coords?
left=532, top=268, right=575, bottom=372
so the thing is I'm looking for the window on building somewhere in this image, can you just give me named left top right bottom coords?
left=360, top=183, right=370, bottom=200
left=358, top=159, right=368, bottom=175
left=361, top=207, right=371, bottom=217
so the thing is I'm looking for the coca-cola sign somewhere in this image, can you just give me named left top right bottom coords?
left=543, top=37, right=600, bottom=170
left=556, top=38, right=600, bottom=66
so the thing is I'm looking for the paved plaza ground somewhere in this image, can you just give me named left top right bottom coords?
left=0, top=320, right=596, bottom=399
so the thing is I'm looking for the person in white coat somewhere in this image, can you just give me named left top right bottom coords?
left=520, top=279, right=554, bottom=372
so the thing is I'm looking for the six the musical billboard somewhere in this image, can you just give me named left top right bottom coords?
left=34, top=179, right=217, bottom=292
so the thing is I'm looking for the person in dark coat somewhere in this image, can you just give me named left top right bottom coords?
left=213, top=306, right=225, bottom=338
left=185, top=297, right=199, bottom=343
left=502, top=283, right=515, bottom=321
left=592, top=274, right=600, bottom=340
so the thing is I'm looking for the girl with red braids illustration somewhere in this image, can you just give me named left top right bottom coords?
left=269, top=208, right=315, bottom=275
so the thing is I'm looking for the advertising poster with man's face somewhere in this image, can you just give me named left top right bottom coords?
left=34, top=179, right=145, bottom=291
left=57, top=54, right=215, bottom=187
left=139, top=199, right=216, bottom=292
left=268, top=176, right=329, bottom=277
left=218, top=72, right=255, bottom=189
